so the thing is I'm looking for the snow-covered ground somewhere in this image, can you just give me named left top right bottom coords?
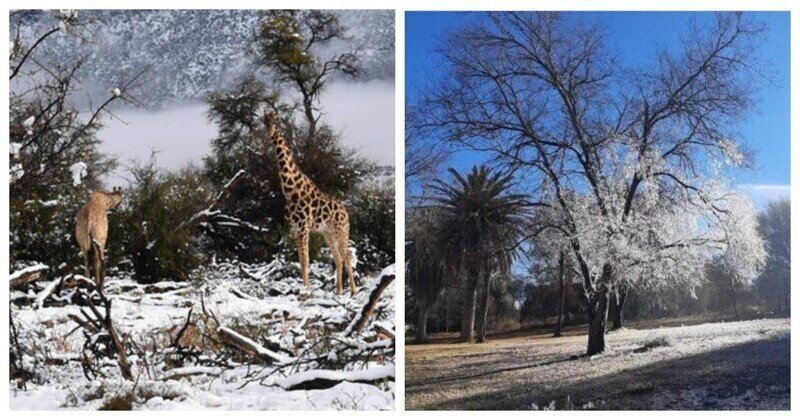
left=406, top=318, right=790, bottom=410
left=10, top=259, right=395, bottom=410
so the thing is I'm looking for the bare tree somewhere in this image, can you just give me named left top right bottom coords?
left=420, top=12, right=767, bottom=354
left=405, top=103, right=450, bottom=205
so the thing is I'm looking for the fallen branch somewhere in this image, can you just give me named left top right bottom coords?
left=35, top=277, right=62, bottom=308
left=346, top=273, right=395, bottom=336
left=206, top=213, right=270, bottom=233
left=275, top=365, right=395, bottom=390
left=373, top=322, right=395, bottom=339
left=70, top=284, right=132, bottom=381
left=184, top=170, right=247, bottom=228
left=161, top=366, right=221, bottom=381
left=217, top=326, right=294, bottom=365
left=35, top=274, right=95, bottom=308
left=88, top=294, right=132, bottom=380
left=229, top=287, right=257, bottom=301
left=9, top=264, right=48, bottom=290
left=171, top=308, right=194, bottom=348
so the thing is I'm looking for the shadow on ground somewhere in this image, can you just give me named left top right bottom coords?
left=407, top=334, right=789, bottom=410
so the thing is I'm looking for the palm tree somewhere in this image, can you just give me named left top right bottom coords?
left=430, top=165, right=529, bottom=342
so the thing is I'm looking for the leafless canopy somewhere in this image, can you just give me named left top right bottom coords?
left=420, top=11, right=765, bottom=256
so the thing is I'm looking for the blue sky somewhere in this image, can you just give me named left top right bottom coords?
left=406, top=11, right=790, bottom=208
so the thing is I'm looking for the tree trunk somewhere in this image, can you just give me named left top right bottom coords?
left=444, top=303, right=449, bottom=333
left=586, top=289, right=609, bottom=355
left=303, top=97, right=317, bottom=140
left=730, top=280, right=739, bottom=319
left=609, top=286, right=627, bottom=331
left=476, top=268, right=491, bottom=343
left=415, top=303, right=429, bottom=343
left=460, top=267, right=479, bottom=342
left=554, top=251, right=566, bottom=338
left=586, top=264, right=612, bottom=356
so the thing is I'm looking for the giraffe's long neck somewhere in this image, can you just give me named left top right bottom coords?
left=271, top=131, right=301, bottom=194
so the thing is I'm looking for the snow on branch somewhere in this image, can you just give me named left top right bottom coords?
left=184, top=170, right=269, bottom=233
left=275, top=364, right=395, bottom=391
left=35, top=274, right=97, bottom=308
left=9, top=263, right=48, bottom=290
left=217, top=326, right=294, bottom=365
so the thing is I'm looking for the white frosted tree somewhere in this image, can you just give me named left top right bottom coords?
left=419, top=11, right=769, bottom=354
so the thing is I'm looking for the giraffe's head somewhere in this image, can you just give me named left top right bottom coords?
left=264, top=111, right=279, bottom=140
left=105, top=186, right=123, bottom=209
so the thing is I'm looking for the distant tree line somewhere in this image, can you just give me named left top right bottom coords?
left=408, top=197, right=789, bottom=342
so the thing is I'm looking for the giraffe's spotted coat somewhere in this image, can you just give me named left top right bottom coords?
left=264, top=112, right=356, bottom=296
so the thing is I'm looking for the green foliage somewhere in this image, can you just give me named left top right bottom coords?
left=259, top=10, right=358, bottom=89
left=405, top=166, right=529, bottom=336
left=349, top=179, right=395, bottom=274
left=10, top=192, right=86, bottom=275
left=10, top=63, right=115, bottom=274
left=405, top=207, right=449, bottom=310
left=10, top=10, right=394, bottom=288
left=200, top=9, right=384, bottom=269
left=113, top=159, right=208, bottom=283
left=431, top=166, right=529, bottom=262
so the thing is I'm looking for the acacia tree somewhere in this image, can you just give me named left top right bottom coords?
left=420, top=12, right=767, bottom=354
left=257, top=10, right=358, bottom=141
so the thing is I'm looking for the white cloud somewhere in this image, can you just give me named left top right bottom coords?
left=738, top=184, right=791, bottom=209
left=320, top=80, right=395, bottom=167
left=97, top=80, right=395, bottom=186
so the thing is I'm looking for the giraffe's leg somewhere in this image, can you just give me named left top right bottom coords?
left=82, top=250, right=90, bottom=279
left=92, top=241, right=105, bottom=290
left=341, top=235, right=356, bottom=296
left=293, top=228, right=310, bottom=288
left=98, top=247, right=106, bottom=290
left=324, top=232, right=343, bottom=295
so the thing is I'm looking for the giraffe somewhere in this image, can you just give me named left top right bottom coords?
left=263, top=111, right=356, bottom=296
left=75, top=187, right=122, bottom=289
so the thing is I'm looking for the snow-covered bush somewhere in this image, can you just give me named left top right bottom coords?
left=349, top=180, right=395, bottom=273
left=112, top=160, right=209, bottom=282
